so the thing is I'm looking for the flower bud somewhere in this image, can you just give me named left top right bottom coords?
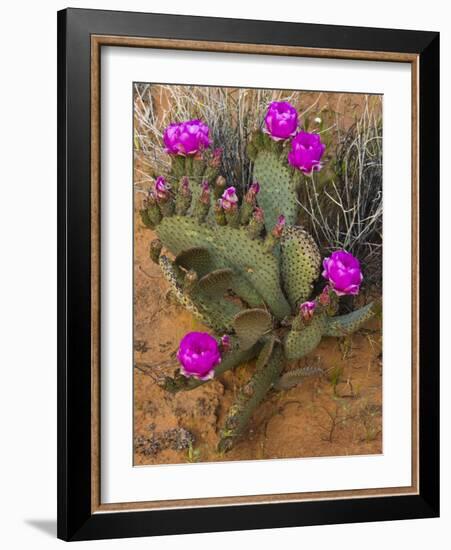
left=245, top=181, right=260, bottom=204
left=214, top=200, right=227, bottom=226
left=265, top=214, right=285, bottom=251
left=180, top=176, right=190, bottom=196
left=219, top=186, right=239, bottom=211
left=194, top=181, right=211, bottom=222
left=253, top=207, right=264, bottom=224
left=318, top=285, right=331, bottom=306
left=300, top=300, right=316, bottom=321
left=154, top=176, right=170, bottom=202
left=213, top=175, right=227, bottom=199
left=272, top=214, right=286, bottom=238
left=200, top=180, right=211, bottom=204
left=220, top=334, right=231, bottom=353
left=247, top=207, right=265, bottom=239
left=175, top=177, right=192, bottom=216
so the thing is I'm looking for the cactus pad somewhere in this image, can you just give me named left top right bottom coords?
left=284, top=314, right=327, bottom=360
left=256, top=336, right=276, bottom=369
left=275, top=365, right=324, bottom=390
left=233, top=308, right=272, bottom=349
left=156, top=216, right=291, bottom=319
left=218, top=342, right=285, bottom=452
left=280, top=226, right=321, bottom=310
left=158, top=255, right=241, bottom=332
left=253, top=150, right=299, bottom=231
left=197, top=268, right=234, bottom=297
left=174, top=247, right=213, bottom=278
left=325, top=302, right=376, bottom=337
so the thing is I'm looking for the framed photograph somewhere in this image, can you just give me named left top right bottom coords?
left=57, top=8, right=439, bottom=541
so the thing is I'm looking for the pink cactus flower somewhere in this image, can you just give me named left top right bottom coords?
left=177, top=332, right=222, bottom=380
left=264, top=101, right=298, bottom=140
left=163, top=119, right=212, bottom=156
left=322, top=250, right=363, bottom=296
left=288, top=131, right=326, bottom=174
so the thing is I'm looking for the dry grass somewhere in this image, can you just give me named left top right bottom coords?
left=298, top=96, right=383, bottom=287
left=134, top=83, right=304, bottom=192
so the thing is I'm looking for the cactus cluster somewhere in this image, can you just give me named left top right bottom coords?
left=139, top=105, right=380, bottom=453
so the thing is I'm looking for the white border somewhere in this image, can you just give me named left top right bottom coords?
left=101, top=46, right=412, bottom=504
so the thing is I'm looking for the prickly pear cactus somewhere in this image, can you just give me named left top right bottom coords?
left=139, top=106, right=380, bottom=452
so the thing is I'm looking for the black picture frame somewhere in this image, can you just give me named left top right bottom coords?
left=57, top=7, right=439, bottom=541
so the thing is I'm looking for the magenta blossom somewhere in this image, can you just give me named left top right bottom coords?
left=322, top=250, right=363, bottom=296
left=300, top=300, right=316, bottom=321
left=220, top=186, right=239, bottom=211
left=177, top=332, right=222, bottom=380
left=288, top=131, right=326, bottom=174
left=163, top=119, right=212, bottom=156
left=264, top=101, right=298, bottom=140
left=154, top=176, right=170, bottom=201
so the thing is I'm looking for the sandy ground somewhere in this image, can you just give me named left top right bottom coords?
left=133, top=213, right=382, bottom=466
